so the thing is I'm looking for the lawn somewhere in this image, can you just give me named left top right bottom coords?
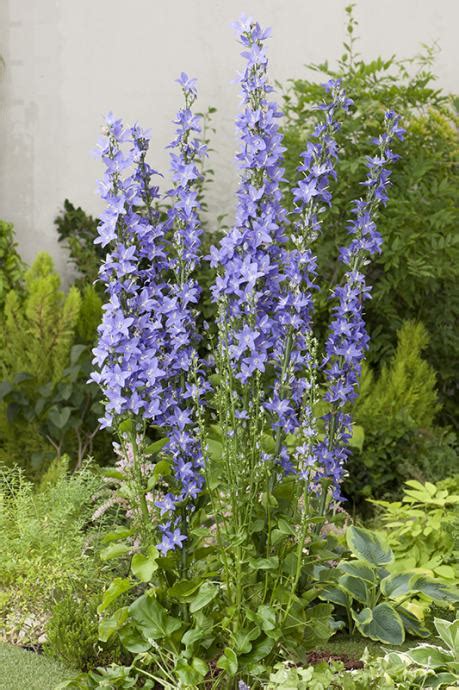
left=0, top=643, right=73, bottom=690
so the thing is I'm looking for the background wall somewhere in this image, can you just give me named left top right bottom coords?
left=0, top=0, right=458, bottom=281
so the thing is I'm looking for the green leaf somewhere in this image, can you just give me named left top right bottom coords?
left=434, top=617, right=459, bottom=652
left=338, top=574, right=370, bottom=605
left=353, top=603, right=405, bottom=645
left=340, top=560, right=377, bottom=584
left=346, top=525, right=393, bottom=566
left=406, top=644, right=454, bottom=668
left=234, top=626, right=261, bottom=654
left=216, top=648, right=238, bottom=675
left=189, top=582, right=219, bottom=613
left=145, top=438, right=169, bottom=455
left=248, top=556, right=279, bottom=571
left=131, top=546, right=159, bottom=582
left=206, top=439, right=223, bottom=461
left=349, top=424, right=365, bottom=451
left=381, top=572, right=417, bottom=599
left=411, top=575, right=459, bottom=603
left=118, top=625, right=150, bottom=653
left=398, top=607, right=430, bottom=639
left=98, top=578, right=132, bottom=613
left=168, top=578, right=203, bottom=600
left=101, top=526, right=133, bottom=543
left=98, top=607, right=128, bottom=642
left=48, top=406, right=72, bottom=430
left=175, top=658, right=205, bottom=686
left=129, top=594, right=182, bottom=640
left=319, top=585, right=350, bottom=608
left=100, top=542, right=131, bottom=561
left=118, top=419, right=135, bottom=434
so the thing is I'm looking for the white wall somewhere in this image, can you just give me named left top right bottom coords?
left=1, top=0, right=458, bottom=281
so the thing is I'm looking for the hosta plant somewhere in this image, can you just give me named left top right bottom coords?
left=316, top=526, right=458, bottom=645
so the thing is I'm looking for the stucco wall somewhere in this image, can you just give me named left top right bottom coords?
left=0, top=0, right=458, bottom=281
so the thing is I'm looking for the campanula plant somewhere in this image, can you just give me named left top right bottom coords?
left=82, top=14, right=405, bottom=689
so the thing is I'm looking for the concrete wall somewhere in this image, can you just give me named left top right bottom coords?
left=1, top=0, right=458, bottom=281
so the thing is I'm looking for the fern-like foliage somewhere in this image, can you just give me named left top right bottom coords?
left=0, top=252, right=81, bottom=383
left=0, top=219, right=25, bottom=309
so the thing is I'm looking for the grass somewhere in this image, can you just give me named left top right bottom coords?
left=0, top=643, right=74, bottom=690
left=321, top=633, right=419, bottom=659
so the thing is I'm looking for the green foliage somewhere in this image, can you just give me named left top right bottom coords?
left=55, top=200, right=103, bottom=288
left=316, top=525, right=458, bottom=645
left=0, top=219, right=25, bottom=309
left=0, top=463, right=110, bottom=649
left=0, top=252, right=81, bottom=383
left=0, top=251, right=107, bottom=474
left=267, top=651, right=432, bottom=689
left=45, top=592, right=121, bottom=672
left=387, top=617, right=459, bottom=688
left=371, top=480, right=459, bottom=583
left=345, top=322, right=458, bottom=509
left=282, top=4, right=459, bottom=427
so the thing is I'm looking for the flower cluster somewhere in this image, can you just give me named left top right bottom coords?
left=266, top=80, right=353, bottom=472
left=156, top=74, right=208, bottom=556
left=91, top=115, right=168, bottom=429
left=210, top=15, right=287, bottom=384
left=319, top=110, right=406, bottom=497
left=92, top=80, right=207, bottom=555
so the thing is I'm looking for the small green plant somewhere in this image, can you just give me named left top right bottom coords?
left=45, top=592, right=121, bottom=672
left=0, top=253, right=107, bottom=474
left=317, top=526, right=458, bottom=645
left=345, top=322, right=458, bottom=509
left=0, top=219, right=25, bottom=309
left=388, top=617, right=459, bottom=688
left=55, top=200, right=104, bottom=288
left=371, top=480, right=459, bottom=582
left=0, top=463, right=110, bottom=648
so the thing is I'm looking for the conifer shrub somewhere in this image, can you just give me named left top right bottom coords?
left=345, top=322, right=458, bottom=511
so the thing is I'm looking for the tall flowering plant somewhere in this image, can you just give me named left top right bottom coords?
left=85, top=15, right=405, bottom=690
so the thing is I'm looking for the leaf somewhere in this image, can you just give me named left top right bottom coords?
left=233, top=626, right=261, bottom=654
left=353, top=603, right=405, bottom=645
left=118, top=419, right=135, bottom=434
left=411, top=575, right=459, bottom=603
left=216, top=648, right=238, bottom=675
left=381, top=572, right=418, bottom=599
left=248, top=556, right=279, bottom=571
left=338, top=574, right=370, bottom=605
left=100, top=542, right=131, bottom=561
left=319, top=585, right=350, bottom=608
left=398, top=607, right=430, bottom=639
left=98, top=578, right=132, bottom=613
left=175, top=657, right=208, bottom=685
left=206, top=439, right=223, bottom=461
left=168, top=578, right=203, bottom=600
left=118, top=625, right=150, bottom=653
left=406, top=644, right=455, bottom=668
left=131, top=546, right=159, bottom=582
left=346, top=525, right=393, bottom=566
left=189, top=582, right=219, bottom=613
left=349, top=424, right=365, bottom=451
left=340, top=560, right=377, bottom=584
left=145, top=438, right=169, bottom=456
left=48, top=406, right=72, bottom=430
left=98, top=607, right=128, bottom=642
left=434, top=617, right=459, bottom=652
left=129, top=594, right=182, bottom=640
left=101, top=526, right=133, bottom=543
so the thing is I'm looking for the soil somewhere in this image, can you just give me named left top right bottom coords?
left=307, top=650, right=364, bottom=670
